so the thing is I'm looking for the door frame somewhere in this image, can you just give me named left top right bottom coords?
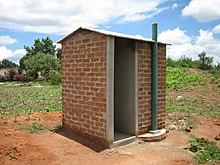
left=106, top=36, right=138, bottom=144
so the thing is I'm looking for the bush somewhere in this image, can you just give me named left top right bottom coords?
left=9, top=69, right=18, bottom=80
left=13, top=74, right=26, bottom=81
left=26, top=70, right=38, bottom=81
left=166, top=67, right=206, bottom=90
left=0, top=75, right=6, bottom=82
left=188, top=135, right=220, bottom=164
left=24, top=53, right=61, bottom=81
left=48, top=70, right=61, bottom=85
left=209, top=64, right=220, bottom=79
left=18, top=68, right=25, bottom=74
left=198, top=51, right=213, bottom=70
left=166, top=56, right=200, bottom=69
left=4, top=69, right=18, bottom=81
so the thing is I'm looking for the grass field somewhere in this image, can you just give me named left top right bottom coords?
left=0, top=82, right=62, bottom=115
left=166, top=67, right=220, bottom=164
left=166, top=67, right=220, bottom=118
left=0, top=68, right=219, bottom=118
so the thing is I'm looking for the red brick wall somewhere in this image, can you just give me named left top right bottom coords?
left=61, top=29, right=108, bottom=144
left=137, top=42, right=166, bottom=134
left=157, top=44, right=166, bottom=129
left=61, top=29, right=166, bottom=143
left=158, top=44, right=166, bottom=129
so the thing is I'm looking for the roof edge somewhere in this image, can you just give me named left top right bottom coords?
left=57, top=26, right=170, bottom=45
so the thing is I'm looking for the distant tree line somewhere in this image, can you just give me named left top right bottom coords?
left=2, top=38, right=219, bottom=84
left=167, top=51, right=220, bottom=77
left=0, top=59, right=18, bottom=69
left=0, top=37, right=62, bottom=85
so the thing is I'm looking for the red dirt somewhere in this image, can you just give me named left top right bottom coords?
left=0, top=112, right=219, bottom=165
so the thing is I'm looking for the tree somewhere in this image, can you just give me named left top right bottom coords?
left=24, top=37, right=56, bottom=57
left=198, top=51, right=213, bottom=70
left=25, top=53, right=61, bottom=81
left=20, top=37, right=61, bottom=69
left=56, top=48, right=62, bottom=59
left=19, top=55, right=29, bottom=70
left=0, top=59, right=18, bottom=68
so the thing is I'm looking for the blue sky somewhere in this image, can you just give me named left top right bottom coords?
left=0, top=0, right=220, bottom=64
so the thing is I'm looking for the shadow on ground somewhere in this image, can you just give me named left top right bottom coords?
left=57, top=128, right=106, bottom=152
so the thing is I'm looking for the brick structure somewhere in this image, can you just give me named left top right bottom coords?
left=58, top=27, right=167, bottom=148
left=137, top=42, right=166, bottom=134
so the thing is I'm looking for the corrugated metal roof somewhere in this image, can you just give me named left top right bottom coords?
left=57, top=27, right=170, bottom=45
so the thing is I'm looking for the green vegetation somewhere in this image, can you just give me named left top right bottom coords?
left=167, top=51, right=220, bottom=78
left=19, top=37, right=61, bottom=84
left=23, top=122, right=63, bottom=134
left=0, top=59, right=18, bottom=69
left=50, top=123, right=63, bottom=133
left=48, top=70, right=62, bottom=85
left=166, top=67, right=206, bottom=90
left=166, top=66, right=220, bottom=118
left=166, top=97, right=220, bottom=118
left=7, top=148, right=21, bottom=160
left=25, top=53, right=61, bottom=81
left=198, top=51, right=213, bottom=70
left=0, top=82, right=61, bottom=115
left=166, top=56, right=199, bottom=68
left=167, top=52, right=220, bottom=163
left=22, top=122, right=46, bottom=133
left=20, top=37, right=60, bottom=65
left=188, top=135, right=220, bottom=164
left=166, top=51, right=220, bottom=118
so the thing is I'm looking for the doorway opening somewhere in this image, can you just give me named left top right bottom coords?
left=114, top=37, right=136, bottom=141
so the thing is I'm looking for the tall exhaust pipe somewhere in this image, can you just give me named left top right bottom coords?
left=151, top=22, right=158, bottom=132
left=138, top=22, right=166, bottom=141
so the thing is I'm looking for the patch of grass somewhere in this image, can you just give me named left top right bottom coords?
left=198, top=109, right=220, bottom=118
left=50, top=123, right=63, bottom=133
left=22, top=122, right=46, bottom=133
left=188, top=135, right=220, bottom=164
left=166, top=67, right=206, bottom=90
left=13, top=113, right=18, bottom=123
left=205, top=103, right=215, bottom=108
left=167, top=117, right=196, bottom=131
left=166, top=97, right=197, bottom=115
left=191, top=97, right=198, bottom=103
left=24, top=113, right=31, bottom=121
left=33, top=80, right=54, bottom=86
left=7, top=149, right=21, bottom=160
left=166, top=97, right=220, bottom=118
left=0, top=82, right=61, bottom=115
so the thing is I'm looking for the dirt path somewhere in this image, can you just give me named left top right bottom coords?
left=0, top=112, right=219, bottom=165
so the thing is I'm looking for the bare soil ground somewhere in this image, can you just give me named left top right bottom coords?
left=0, top=112, right=219, bottom=165
left=0, top=69, right=219, bottom=164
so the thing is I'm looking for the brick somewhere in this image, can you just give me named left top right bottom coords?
left=137, top=41, right=166, bottom=133
left=61, top=28, right=166, bottom=146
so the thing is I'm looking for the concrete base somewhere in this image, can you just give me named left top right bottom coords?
left=111, top=136, right=136, bottom=148
left=138, top=129, right=166, bottom=142
left=110, top=129, right=166, bottom=148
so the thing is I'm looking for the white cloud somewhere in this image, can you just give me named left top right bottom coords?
left=172, top=3, right=178, bottom=9
left=158, top=27, right=191, bottom=45
left=53, top=43, right=61, bottom=49
left=0, top=36, right=17, bottom=45
left=182, top=0, right=220, bottom=22
left=212, top=24, right=220, bottom=34
left=158, top=28, right=220, bottom=64
left=0, top=46, right=25, bottom=64
left=120, top=7, right=168, bottom=23
left=0, top=0, right=166, bottom=34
